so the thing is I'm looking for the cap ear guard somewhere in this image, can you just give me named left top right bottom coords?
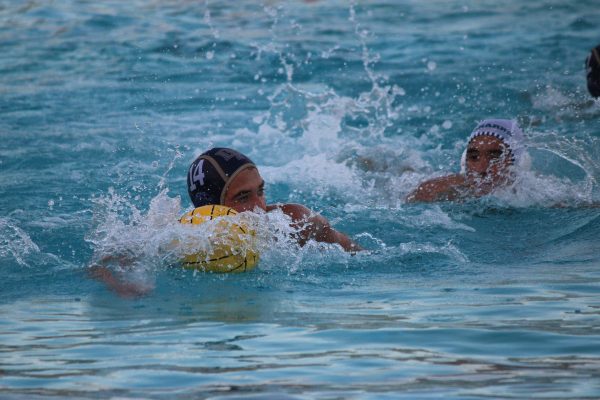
left=460, top=148, right=467, bottom=174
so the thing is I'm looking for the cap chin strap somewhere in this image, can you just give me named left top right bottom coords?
left=219, top=163, right=256, bottom=205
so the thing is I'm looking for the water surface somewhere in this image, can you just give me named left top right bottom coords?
left=1, top=1, right=600, bottom=398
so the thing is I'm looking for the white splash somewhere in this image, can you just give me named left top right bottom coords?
left=85, top=187, right=350, bottom=280
left=0, top=217, right=40, bottom=267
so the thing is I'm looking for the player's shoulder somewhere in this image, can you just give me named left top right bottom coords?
left=267, top=203, right=312, bottom=221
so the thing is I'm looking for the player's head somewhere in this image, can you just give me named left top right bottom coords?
left=187, top=148, right=266, bottom=212
left=460, top=119, right=526, bottom=184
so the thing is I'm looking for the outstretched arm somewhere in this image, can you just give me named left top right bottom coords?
left=88, top=255, right=152, bottom=298
left=268, top=203, right=362, bottom=252
left=406, top=174, right=469, bottom=203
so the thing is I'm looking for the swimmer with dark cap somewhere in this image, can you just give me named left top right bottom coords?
left=407, top=119, right=528, bottom=203
left=188, top=147, right=361, bottom=252
left=90, top=147, right=361, bottom=298
left=586, top=44, right=600, bottom=99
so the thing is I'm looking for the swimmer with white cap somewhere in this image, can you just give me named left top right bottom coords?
left=188, top=147, right=362, bottom=252
left=407, top=119, right=528, bottom=203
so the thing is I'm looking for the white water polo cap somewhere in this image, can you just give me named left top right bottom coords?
left=460, top=119, right=529, bottom=172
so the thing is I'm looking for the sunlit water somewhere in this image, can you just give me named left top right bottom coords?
left=2, top=1, right=600, bottom=398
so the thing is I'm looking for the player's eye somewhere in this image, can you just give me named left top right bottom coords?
left=235, top=193, right=249, bottom=203
left=489, top=149, right=503, bottom=159
left=466, top=149, right=479, bottom=160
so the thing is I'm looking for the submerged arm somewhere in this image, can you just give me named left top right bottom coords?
left=88, top=254, right=152, bottom=298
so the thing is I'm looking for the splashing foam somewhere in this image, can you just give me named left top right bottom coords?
left=85, top=186, right=357, bottom=282
left=489, top=170, right=594, bottom=208
left=86, top=189, right=181, bottom=271
left=0, top=217, right=40, bottom=267
left=236, top=77, right=413, bottom=207
left=406, top=206, right=475, bottom=232
left=397, top=241, right=468, bottom=264
left=228, top=2, right=411, bottom=207
left=487, top=127, right=599, bottom=207
left=261, top=154, right=362, bottom=198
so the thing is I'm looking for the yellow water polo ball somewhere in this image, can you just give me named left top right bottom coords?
left=178, top=205, right=259, bottom=273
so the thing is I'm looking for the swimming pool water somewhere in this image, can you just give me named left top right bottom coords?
left=1, top=1, right=600, bottom=398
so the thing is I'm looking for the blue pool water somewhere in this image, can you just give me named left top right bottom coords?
left=2, top=1, right=600, bottom=398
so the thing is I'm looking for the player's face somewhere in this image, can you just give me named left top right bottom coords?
left=465, top=135, right=513, bottom=183
left=223, top=167, right=267, bottom=213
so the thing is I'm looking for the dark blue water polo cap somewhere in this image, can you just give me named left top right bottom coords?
left=187, top=148, right=256, bottom=207
left=586, top=44, right=600, bottom=98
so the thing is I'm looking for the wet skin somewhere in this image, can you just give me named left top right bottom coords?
left=407, top=135, right=514, bottom=203
left=465, top=135, right=512, bottom=185
left=223, top=167, right=361, bottom=252
left=222, top=167, right=267, bottom=212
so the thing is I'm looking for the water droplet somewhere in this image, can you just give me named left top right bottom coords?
left=395, top=86, right=406, bottom=96
left=427, top=61, right=437, bottom=71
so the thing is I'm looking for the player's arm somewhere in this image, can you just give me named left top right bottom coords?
left=406, top=174, right=469, bottom=203
left=88, top=255, right=152, bottom=298
left=268, top=203, right=362, bottom=252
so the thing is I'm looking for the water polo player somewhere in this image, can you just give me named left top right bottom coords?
left=586, top=44, right=600, bottom=99
left=407, top=119, right=528, bottom=203
left=188, top=147, right=362, bottom=252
